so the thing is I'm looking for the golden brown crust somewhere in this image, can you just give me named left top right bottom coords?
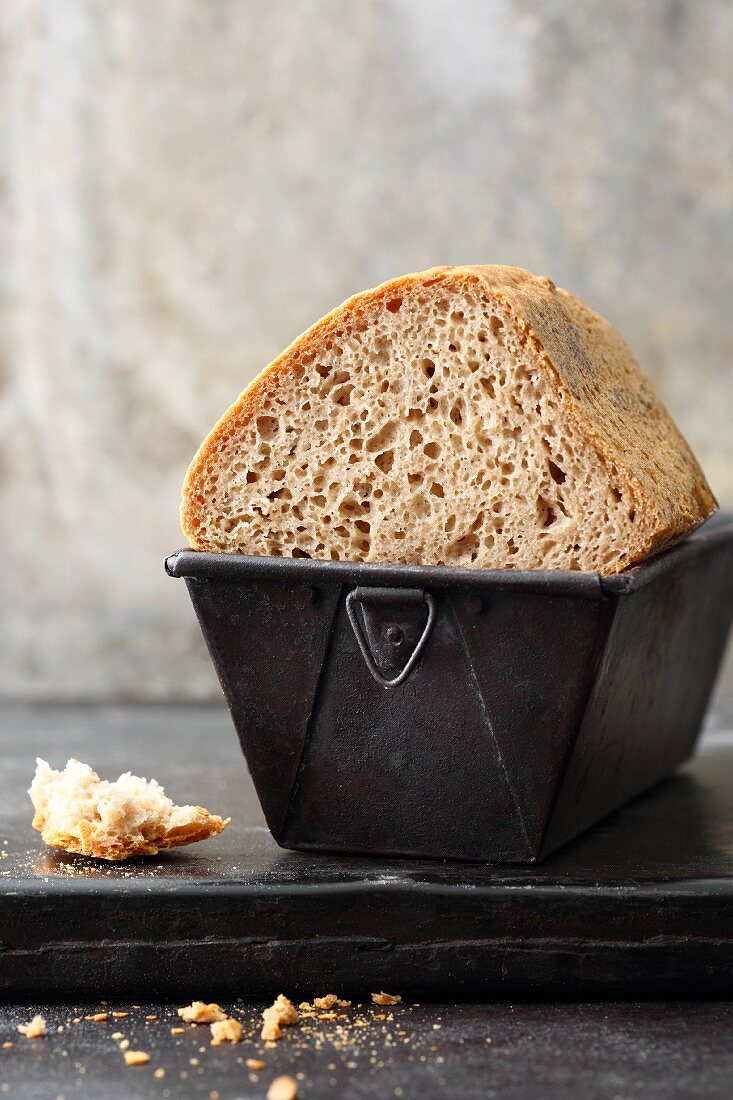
left=181, top=265, right=716, bottom=570
left=32, top=804, right=230, bottom=861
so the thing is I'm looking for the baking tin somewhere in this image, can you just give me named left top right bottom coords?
left=167, top=514, right=733, bottom=862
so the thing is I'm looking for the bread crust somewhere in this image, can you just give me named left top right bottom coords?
left=181, top=265, right=716, bottom=572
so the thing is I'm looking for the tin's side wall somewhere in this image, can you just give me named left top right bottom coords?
left=543, top=541, right=733, bottom=856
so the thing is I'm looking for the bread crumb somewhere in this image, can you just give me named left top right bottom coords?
left=313, top=994, right=338, bottom=1010
left=145, top=1014, right=157, bottom=1021
left=124, top=1050, right=150, bottom=1066
left=372, top=992, right=401, bottom=1005
left=261, top=995, right=298, bottom=1042
left=154, top=1068, right=166, bottom=1078
left=111, top=1032, right=124, bottom=1040
left=178, top=1001, right=226, bottom=1024
left=210, top=1018, right=242, bottom=1046
left=267, top=1075, right=298, bottom=1100
left=2, top=1042, right=13, bottom=1049
left=119, top=1039, right=130, bottom=1051
left=298, top=1002, right=311, bottom=1011
left=171, top=1027, right=185, bottom=1035
left=28, top=758, right=230, bottom=861
left=318, top=1011, right=337, bottom=1021
left=112, top=1011, right=129, bottom=1018
left=86, top=1012, right=108, bottom=1022
left=18, top=1015, right=46, bottom=1039
left=246, top=1058, right=265, bottom=1070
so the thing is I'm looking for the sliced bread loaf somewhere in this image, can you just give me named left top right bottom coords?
left=181, top=265, right=715, bottom=574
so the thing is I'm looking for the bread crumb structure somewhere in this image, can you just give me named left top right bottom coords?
left=182, top=265, right=715, bottom=575
left=261, top=995, right=299, bottom=1042
left=17, top=1015, right=46, bottom=1039
left=28, top=759, right=230, bottom=861
left=210, top=1017, right=242, bottom=1045
left=178, top=1002, right=227, bottom=1024
left=266, top=1075, right=298, bottom=1100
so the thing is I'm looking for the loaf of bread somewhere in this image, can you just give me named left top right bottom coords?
left=181, top=265, right=715, bottom=574
left=29, top=758, right=230, bottom=861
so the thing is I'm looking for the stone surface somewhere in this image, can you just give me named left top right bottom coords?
left=1, top=1000, right=732, bottom=1099
left=1, top=0, right=732, bottom=699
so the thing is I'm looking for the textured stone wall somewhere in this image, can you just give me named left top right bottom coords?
left=2, top=0, right=732, bottom=700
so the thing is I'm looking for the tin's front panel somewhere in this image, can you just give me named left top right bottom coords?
left=281, top=590, right=530, bottom=861
left=185, top=573, right=608, bottom=861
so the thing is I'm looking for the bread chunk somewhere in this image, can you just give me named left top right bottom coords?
left=181, top=265, right=715, bottom=574
left=29, top=758, right=230, bottom=861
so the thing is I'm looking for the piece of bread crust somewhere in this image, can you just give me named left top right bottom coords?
left=181, top=265, right=715, bottom=574
left=29, top=758, right=230, bottom=861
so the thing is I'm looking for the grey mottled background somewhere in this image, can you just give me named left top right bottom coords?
left=1, top=0, right=731, bottom=701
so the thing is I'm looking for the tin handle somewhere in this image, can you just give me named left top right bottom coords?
left=345, top=587, right=436, bottom=690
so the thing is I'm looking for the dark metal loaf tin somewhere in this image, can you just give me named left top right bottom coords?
left=167, top=514, right=733, bottom=863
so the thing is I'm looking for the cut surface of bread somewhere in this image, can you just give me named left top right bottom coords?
left=181, top=265, right=715, bottom=574
left=29, top=758, right=230, bottom=861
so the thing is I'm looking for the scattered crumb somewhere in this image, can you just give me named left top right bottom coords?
left=313, top=994, right=338, bottom=1010
left=154, top=1068, right=166, bottom=1078
left=124, top=1050, right=150, bottom=1066
left=178, top=1001, right=226, bottom=1024
left=145, top=1015, right=157, bottom=1021
left=318, top=1011, right=337, bottom=1022
left=298, top=1002, right=311, bottom=1011
left=171, top=1027, right=185, bottom=1035
left=112, top=1011, right=129, bottom=1019
left=247, top=1058, right=266, bottom=1070
left=261, top=995, right=298, bottom=1042
left=189, top=1058, right=200, bottom=1066
left=372, top=992, right=402, bottom=1005
left=111, top=1032, right=124, bottom=1040
left=210, top=1018, right=242, bottom=1046
left=86, top=1013, right=108, bottom=1022
left=119, top=1040, right=130, bottom=1051
left=18, top=1015, right=46, bottom=1039
left=267, top=1075, right=298, bottom=1100
left=2, top=1043, right=12, bottom=1050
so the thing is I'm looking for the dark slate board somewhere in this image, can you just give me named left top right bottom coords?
left=0, top=704, right=731, bottom=999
